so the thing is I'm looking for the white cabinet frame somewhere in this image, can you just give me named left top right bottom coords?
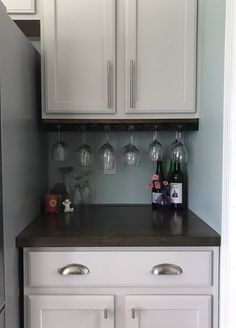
left=126, top=295, right=212, bottom=328
left=29, top=294, right=114, bottom=328
left=3, top=0, right=35, bottom=13
left=125, top=0, right=197, bottom=114
left=42, top=0, right=116, bottom=114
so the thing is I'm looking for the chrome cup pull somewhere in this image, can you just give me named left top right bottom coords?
left=151, top=263, right=183, bottom=276
left=58, top=263, right=90, bottom=275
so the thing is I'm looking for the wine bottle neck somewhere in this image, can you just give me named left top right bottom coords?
left=156, top=161, right=163, bottom=173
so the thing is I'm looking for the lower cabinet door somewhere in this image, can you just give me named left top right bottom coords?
left=126, top=295, right=211, bottom=328
left=29, top=295, right=114, bottom=328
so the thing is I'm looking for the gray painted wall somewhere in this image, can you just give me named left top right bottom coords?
left=187, top=0, right=225, bottom=233
left=0, top=4, right=48, bottom=328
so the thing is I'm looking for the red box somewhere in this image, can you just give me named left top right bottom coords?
left=44, top=194, right=59, bottom=214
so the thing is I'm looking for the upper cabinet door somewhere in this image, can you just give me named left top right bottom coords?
left=125, top=0, right=197, bottom=114
left=42, top=0, right=116, bottom=115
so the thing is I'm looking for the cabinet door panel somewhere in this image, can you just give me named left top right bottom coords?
left=126, top=0, right=197, bottom=114
left=2, top=0, right=35, bottom=13
left=29, top=295, right=114, bottom=328
left=126, top=295, right=211, bottom=328
left=42, top=0, right=116, bottom=114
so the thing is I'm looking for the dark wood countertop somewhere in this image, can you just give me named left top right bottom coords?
left=16, top=205, right=220, bottom=247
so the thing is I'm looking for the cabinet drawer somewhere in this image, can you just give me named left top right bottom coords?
left=28, top=250, right=212, bottom=287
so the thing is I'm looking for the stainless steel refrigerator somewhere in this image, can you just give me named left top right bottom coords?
left=0, top=2, right=48, bottom=328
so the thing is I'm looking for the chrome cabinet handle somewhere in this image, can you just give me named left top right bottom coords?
left=58, top=263, right=90, bottom=275
left=104, top=308, right=109, bottom=319
left=130, top=60, right=135, bottom=108
left=131, top=308, right=136, bottom=319
left=107, top=60, right=113, bottom=109
left=151, top=263, right=183, bottom=275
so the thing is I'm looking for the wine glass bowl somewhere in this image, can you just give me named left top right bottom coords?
left=74, top=131, right=93, bottom=167
left=99, top=143, right=115, bottom=170
left=74, top=144, right=93, bottom=167
left=99, top=130, right=115, bottom=171
left=121, top=129, right=141, bottom=167
left=171, top=142, right=188, bottom=163
left=52, top=126, right=70, bottom=162
left=148, top=131, right=163, bottom=162
left=170, top=131, right=188, bottom=163
left=122, top=144, right=141, bottom=167
left=170, top=130, right=188, bottom=163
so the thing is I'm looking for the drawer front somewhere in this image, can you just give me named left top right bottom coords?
left=28, top=250, right=212, bottom=287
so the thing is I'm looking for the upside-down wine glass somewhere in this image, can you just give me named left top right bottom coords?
left=74, top=130, right=93, bottom=167
left=147, top=130, right=163, bottom=161
left=99, top=128, right=115, bottom=171
left=52, top=126, right=70, bottom=162
left=121, top=127, right=141, bottom=167
left=171, top=130, right=188, bottom=163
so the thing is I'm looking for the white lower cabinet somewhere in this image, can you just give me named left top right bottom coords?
left=24, top=247, right=219, bottom=328
left=125, top=295, right=211, bottom=328
left=29, top=295, right=114, bottom=328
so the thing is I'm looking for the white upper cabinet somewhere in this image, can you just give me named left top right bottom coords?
left=125, top=0, right=197, bottom=115
left=42, top=0, right=116, bottom=115
left=2, top=0, right=36, bottom=13
left=42, top=0, right=197, bottom=119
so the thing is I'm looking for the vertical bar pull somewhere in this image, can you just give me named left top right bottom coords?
left=131, top=308, right=136, bottom=319
left=107, top=60, right=113, bottom=109
left=104, top=308, right=109, bottom=319
left=130, top=60, right=136, bottom=108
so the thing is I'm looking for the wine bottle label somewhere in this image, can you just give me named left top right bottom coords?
left=170, top=183, right=183, bottom=204
left=152, top=192, right=162, bottom=204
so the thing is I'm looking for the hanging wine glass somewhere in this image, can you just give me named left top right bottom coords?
left=99, top=128, right=115, bottom=171
left=74, top=130, right=93, bottom=167
left=171, top=130, right=188, bottom=163
left=52, top=126, right=70, bottom=162
left=147, top=130, right=163, bottom=161
left=121, top=127, right=141, bottom=167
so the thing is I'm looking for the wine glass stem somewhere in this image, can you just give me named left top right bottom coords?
left=130, top=131, right=134, bottom=144
left=177, top=131, right=182, bottom=142
left=57, top=126, right=62, bottom=142
left=106, top=133, right=110, bottom=144
left=153, top=130, right=158, bottom=141
left=82, top=132, right=86, bottom=144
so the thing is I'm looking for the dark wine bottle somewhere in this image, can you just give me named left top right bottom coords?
left=152, top=161, right=165, bottom=209
left=167, top=160, right=173, bottom=181
left=170, top=161, right=185, bottom=209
